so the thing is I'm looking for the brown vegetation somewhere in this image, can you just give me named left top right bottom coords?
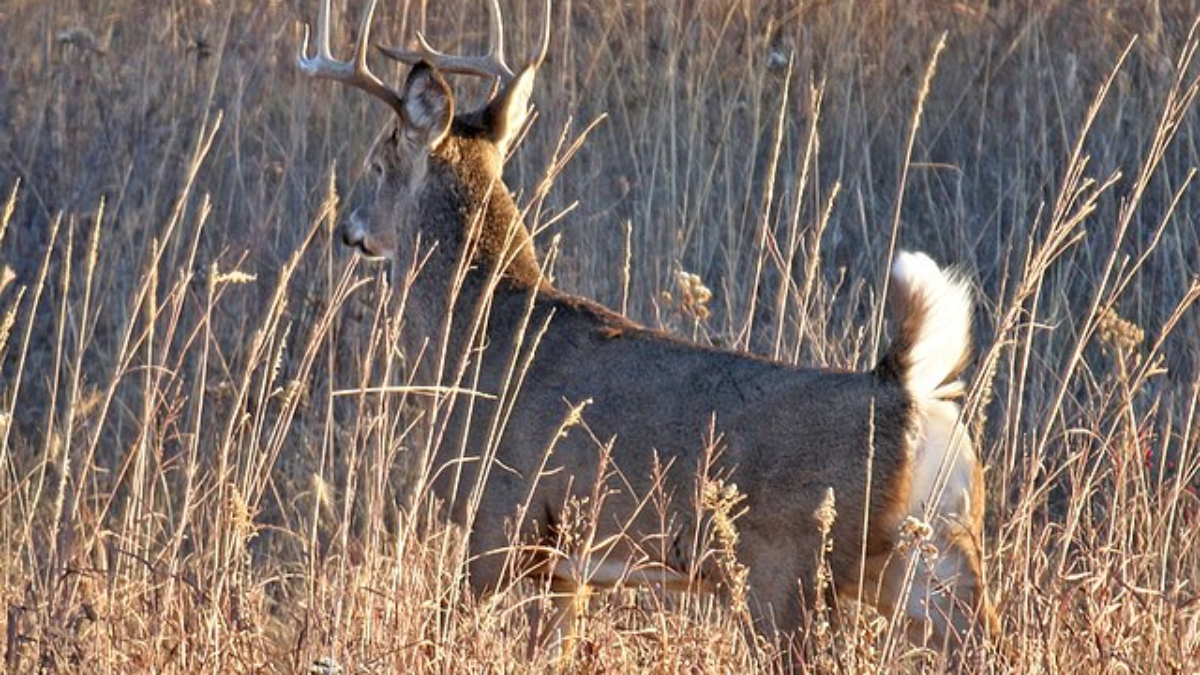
left=1, top=0, right=1198, bottom=672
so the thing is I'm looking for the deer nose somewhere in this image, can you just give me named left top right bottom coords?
left=342, top=210, right=366, bottom=248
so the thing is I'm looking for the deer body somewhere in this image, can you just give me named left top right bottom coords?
left=300, top=0, right=995, bottom=658
left=413, top=242, right=983, bottom=644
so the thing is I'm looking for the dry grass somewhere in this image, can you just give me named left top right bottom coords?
left=2, top=0, right=1199, bottom=672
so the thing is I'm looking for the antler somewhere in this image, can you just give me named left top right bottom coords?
left=379, top=0, right=551, bottom=85
left=298, top=0, right=406, bottom=117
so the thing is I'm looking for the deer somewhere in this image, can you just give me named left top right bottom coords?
left=298, top=0, right=998, bottom=664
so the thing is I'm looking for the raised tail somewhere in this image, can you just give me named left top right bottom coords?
left=875, top=251, right=997, bottom=645
left=876, top=250, right=973, bottom=398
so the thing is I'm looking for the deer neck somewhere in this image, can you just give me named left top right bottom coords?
left=464, top=168, right=543, bottom=289
left=401, top=171, right=546, bottom=387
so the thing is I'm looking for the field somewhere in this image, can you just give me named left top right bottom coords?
left=2, top=0, right=1200, bottom=672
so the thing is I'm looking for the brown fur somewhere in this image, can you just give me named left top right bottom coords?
left=337, top=59, right=994, bottom=658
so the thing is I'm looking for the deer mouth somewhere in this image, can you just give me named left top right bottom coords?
left=341, top=218, right=395, bottom=285
left=341, top=214, right=388, bottom=260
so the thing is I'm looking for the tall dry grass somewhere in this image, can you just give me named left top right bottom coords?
left=1, top=0, right=1199, bottom=672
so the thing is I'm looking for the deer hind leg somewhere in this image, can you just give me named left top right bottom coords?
left=533, top=576, right=591, bottom=663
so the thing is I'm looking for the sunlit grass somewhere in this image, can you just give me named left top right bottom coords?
left=1, top=0, right=1199, bottom=672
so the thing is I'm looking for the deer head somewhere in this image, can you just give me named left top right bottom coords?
left=299, top=0, right=550, bottom=290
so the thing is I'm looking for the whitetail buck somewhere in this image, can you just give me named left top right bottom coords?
left=299, top=0, right=997, bottom=663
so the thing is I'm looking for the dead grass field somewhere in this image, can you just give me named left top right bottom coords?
left=2, top=0, right=1199, bottom=672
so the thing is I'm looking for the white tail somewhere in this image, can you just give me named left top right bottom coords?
left=888, top=250, right=974, bottom=398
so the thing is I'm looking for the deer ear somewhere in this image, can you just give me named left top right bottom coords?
left=401, top=63, right=453, bottom=148
left=487, top=66, right=536, bottom=157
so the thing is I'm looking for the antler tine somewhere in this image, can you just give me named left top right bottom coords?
left=485, top=0, right=508, bottom=72
left=529, top=0, right=550, bottom=69
left=380, top=0, right=539, bottom=84
left=299, top=0, right=406, bottom=117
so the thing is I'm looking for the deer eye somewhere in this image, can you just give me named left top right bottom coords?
left=371, top=161, right=385, bottom=177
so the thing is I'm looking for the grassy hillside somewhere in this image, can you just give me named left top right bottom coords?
left=1, top=0, right=1198, bottom=671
